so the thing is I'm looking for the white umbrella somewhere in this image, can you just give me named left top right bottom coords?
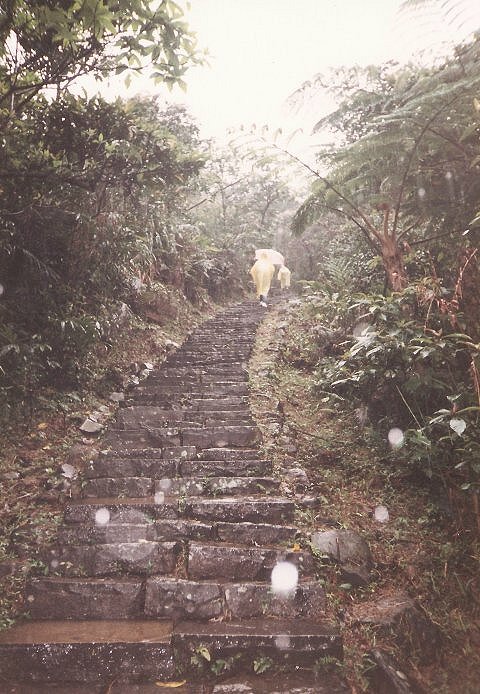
left=255, top=248, right=285, bottom=265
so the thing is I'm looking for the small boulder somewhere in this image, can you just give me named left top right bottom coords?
left=79, top=418, right=103, bottom=434
left=311, top=528, right=373, bottom=586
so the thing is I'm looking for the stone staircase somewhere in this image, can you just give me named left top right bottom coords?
left=0, top=300, right=346, bottom=691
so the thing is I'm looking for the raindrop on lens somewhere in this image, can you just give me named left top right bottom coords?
left=418, top=188, right=426, bottom=199
left=374, top=505, right=390, bottom=523
left=388, top=427, right=404, bottom=449
left=154, top=491, right=165, bottom=505
left=50, top=559, right=59, bottom=570
left=275, top=634, right=291, bottom=651
left=158, top=478, right=172, bottom=493
left=95, top=507, right=110, bottom=526
left=0, top=283, right=4, bottom=297
left=271, top=561, right=298, bottom=598
left=445, top=171, right=453, bottom=180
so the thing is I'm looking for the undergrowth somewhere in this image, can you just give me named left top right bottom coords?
left=251, top=293, right=480, bottom=694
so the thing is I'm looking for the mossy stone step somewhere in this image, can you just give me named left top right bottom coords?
left=172, top=618, right=342, bottom=675
left=58, top=520, right=296, bottom=547
left=0, top=620, right=174, bottom=683
left=43, top=540, right=180, bottom=577
left=187, top=542, right=315, bottom=582
left=144, top=577, right=325, bottom=621
left=26, top=577, right=146, bottom=619
left=64, top=496, right=293, bottom=525
left=82, top=475, right=280, bottom=499
left=183, top=496, right=296, bottom=524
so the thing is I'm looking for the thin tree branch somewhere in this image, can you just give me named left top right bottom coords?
left=392, top=92, right=468, bottom=235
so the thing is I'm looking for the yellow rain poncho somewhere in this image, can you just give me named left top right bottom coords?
left=278, top=265, right=291, bottom=289
left=250, top=251, right=275, bottom=299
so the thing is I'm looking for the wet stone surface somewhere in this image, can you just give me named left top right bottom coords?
left=0, top=299, right=344, bottom=685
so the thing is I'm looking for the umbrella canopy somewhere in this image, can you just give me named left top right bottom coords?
left=255, top=248, right=285, bottom=265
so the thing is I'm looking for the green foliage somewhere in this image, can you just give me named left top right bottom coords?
left=0, top=94, right=207, bottom=410
left=252, top=655, right=273, bottom=674
left=0, top=0, right=201, bottom=124
left=292, top=36, right=480, bottom=291
left=295, top=285, right=480, bottom=494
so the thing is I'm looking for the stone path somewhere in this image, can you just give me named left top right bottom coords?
left=0, top=300, right=348, bottom=692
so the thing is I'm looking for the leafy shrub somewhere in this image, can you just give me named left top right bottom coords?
left=298, top=287, right=480, bottom=495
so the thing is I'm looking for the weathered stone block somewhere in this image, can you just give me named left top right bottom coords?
left=216, top=522, right=297, bottom=546
left=184, top=498, right=295, bottom=524
left=145, top=578, right=223, bottom=619
left=82, top=477, right=154, bottom=498
left=0, top=621, right=174, bottom=683
left=311, top=528, right=373, bottom=586
left=188, top=543, right=284, bottom=582
left=26, top=577, right=144, bottom=619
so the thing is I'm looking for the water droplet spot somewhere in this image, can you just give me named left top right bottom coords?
left=275, top=634, right=291, bottom=650
left=271, top=561, right=298, bottom=598
left=158, top=478, right=172, bottom=492
left=374, top=505, right=390, bottom=523
left=95, top=508, right=110, bottom=526
left=388, top=427, right=404, bottom=449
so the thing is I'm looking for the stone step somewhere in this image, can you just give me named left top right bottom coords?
left=57, top=519, right=212, bottom=545
left=178, top=457, right=272, bottom=478
left=159, top=365, right=248, bottom=375
left=102, top=425, right=261, bottom=451
left=115, top=407, right=253, bottom=428
left=64, top=499, right=176, bottom=525
left=165, top=359, right=252, bottom=368
left=144, top=577, right=326, bottom=620
left=196, top=447, right=261, bottom=461
left=63, top=496, right=294, bottom=526
left=95, top=446, right=197, bottom=463
left=147, top=372, right=249, bottom=384
left=82, top=475, right=280, bottom=499
left=0, top=620, right=174, bottom=683
left=0, top=674, right=351, bottom=693
left=128, top=394, right=250, bottom=408
left=43, top=540, right=181, bottom=577
left=183, top=497, right=296, bottom=524
left=58, top=520, right=297, bottom=547
left=108, top=674, right=350, bottom=693
left=187, top=542, right=315, bottom=582
left=86, top=455, right=271, bottom=480
left=172, top=618, right=342, bottom=675
left=133, top=383, right=249, bottom=396
left=26, top=577, right=147, bottom=619
left=181, top=425, right=261, bottom=448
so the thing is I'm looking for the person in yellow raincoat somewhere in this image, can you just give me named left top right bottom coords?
left=278, top=265, right=291, bottom=290
left=250, top=250, right=275, bottom=306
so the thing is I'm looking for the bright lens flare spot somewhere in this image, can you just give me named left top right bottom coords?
left=95, top=507, right=110, bottom=526
left=388, top=427, right=405, bottom=449
left=374, top=505, right=390, bottom=523
left=154, top=491, right=165, bottom=505
left=158, top=478, right=172, bottom=492
left=274, top=634, right=291, bottom=651
left=271, top=561, right=298, bottom=598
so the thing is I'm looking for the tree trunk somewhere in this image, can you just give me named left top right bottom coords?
left=381, top=234, right=408, bottom=291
